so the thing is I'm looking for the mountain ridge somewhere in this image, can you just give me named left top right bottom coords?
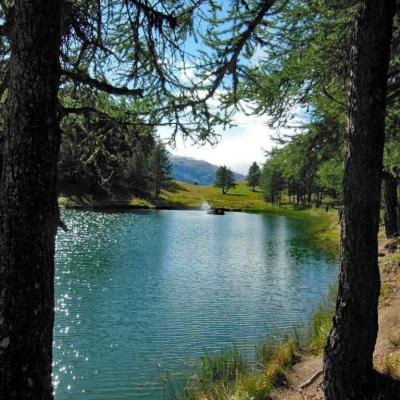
left=170, top=154, right=245, bottom=185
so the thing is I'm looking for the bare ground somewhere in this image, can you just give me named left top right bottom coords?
left=270, top=235, right=400, bottom=400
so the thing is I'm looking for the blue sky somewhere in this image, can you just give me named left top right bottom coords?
left=154, top=3, right=298, bottom=175
left=161, top=107, right=275, bottom=174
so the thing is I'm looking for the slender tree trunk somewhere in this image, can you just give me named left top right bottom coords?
left=316, top=190, right=323, bottom=208
left=307, top=185, right=312, bottom=207
left=323, top=1, right=395, bottom=399
left=0, top=1, right=61, bottom=399
left=383, top=172, right=398, bottom=238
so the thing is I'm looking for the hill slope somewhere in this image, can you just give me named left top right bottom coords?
left=170, top=154, right=245, bottom=185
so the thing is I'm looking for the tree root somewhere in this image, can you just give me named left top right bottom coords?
left=298, top=369, right=323, bottom=391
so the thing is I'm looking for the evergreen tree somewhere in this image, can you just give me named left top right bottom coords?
left=322, top=2, right=396, bottom=398
left=149, top=141, right=172, bottom=198
left=125, top=141, right=152, bottom=193
left=261, top=162, right=284, bottom=205
left=58, top=105, right=155, bottom=197
left=215, top=166, right=236, bottom=194
left=246, top=162, right=261, bottom=191
left=0, top=2, right=62, bottom=398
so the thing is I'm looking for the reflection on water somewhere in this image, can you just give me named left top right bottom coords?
left=54, top=210, right=337, bottom=399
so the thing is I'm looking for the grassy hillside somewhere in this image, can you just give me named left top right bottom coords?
left=130, top=181, right=267, bottom=210
left=59, top=181, right=264, bottom=210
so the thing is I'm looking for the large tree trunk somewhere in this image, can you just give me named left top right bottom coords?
left=0, top=1, right=61, bottom=399
left=323, top=1, right=396, bottom=399
left=383, top=172, right=398, bottom=238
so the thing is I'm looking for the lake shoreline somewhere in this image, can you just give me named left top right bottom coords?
left=58, top=180, right=292, bottom=213
left=60, top=202, right=245, bottom=213
left=59, top=193, right=340, bottom=257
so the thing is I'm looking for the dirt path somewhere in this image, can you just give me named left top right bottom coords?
left=270, top=236, right=400, bottom=400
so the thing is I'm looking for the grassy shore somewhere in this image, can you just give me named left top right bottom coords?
left=59, top=180, right=305, bottom=211
left=169, top=337, right=300, bottom=400
left=140, top=181, right=269, bottom=211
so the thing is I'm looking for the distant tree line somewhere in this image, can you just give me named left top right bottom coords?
left=259, top=121, right=344, bottom=208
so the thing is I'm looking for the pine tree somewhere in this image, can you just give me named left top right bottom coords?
left=261, top=162, right=284, bottom=205
left=246, top=162, right=261, bottom=191
left=0, top=1, right=62, bottom=398
left=215, top=166, right=236, bottom=194
left=323, top=2, right=396, bottom=398
left=125, top=141, right=151, bottom=193
left=149, top=141, right=172, bottom=198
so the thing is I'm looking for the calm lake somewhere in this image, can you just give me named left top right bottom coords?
left=53, top=209, right=337, bottom=399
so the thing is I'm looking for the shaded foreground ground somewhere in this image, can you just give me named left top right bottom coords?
left=271, top=234, right=400, bottom=400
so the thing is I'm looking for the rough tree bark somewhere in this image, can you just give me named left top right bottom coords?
left=383, top=171, right=398, bottom=238
left=323, top=1, right=396, bottom=399
left=0, top=1, right=61, bottom=399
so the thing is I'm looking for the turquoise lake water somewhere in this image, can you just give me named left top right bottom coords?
left=53, top=209, right=337, bottom=399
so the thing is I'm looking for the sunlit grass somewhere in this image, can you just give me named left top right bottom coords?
left=200, top=347, right=248, bottom=385
left=173, top=336, right=299, bottom=400
left=159, top=181, right=268, bottom=211
left=234, top=339, right=298, bottom=400
left=393, top=253, right=400, bottom=266
left=307, top=285, right=337, bottom=354
left=379, top=282, right=391, bottom=307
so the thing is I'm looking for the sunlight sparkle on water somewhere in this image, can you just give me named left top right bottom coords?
left=53, top=210, right=337, bottom=400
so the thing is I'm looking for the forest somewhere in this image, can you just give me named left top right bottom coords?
left=0, top=1, right=399, bottom=400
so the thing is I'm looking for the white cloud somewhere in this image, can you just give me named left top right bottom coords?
left=158, top=98, right=299, bottom=175
left=159, top=110, right=272, bottom=174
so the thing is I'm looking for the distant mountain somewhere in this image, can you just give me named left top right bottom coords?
left=170, top=154, right=245, bottom=185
